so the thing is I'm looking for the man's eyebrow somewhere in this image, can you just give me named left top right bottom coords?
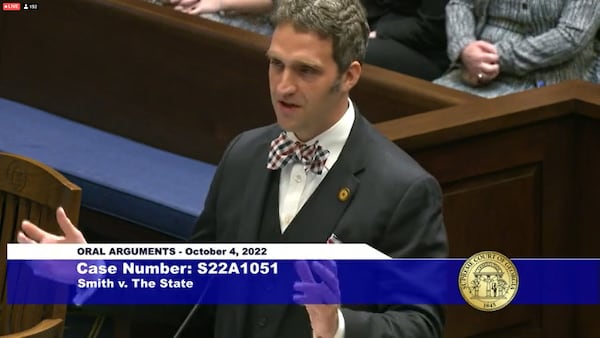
left=266, top=54, right=322, bottom=69
left=265, top=51, right=279, bottom=60
left=293, top=60, right=322, bottom=69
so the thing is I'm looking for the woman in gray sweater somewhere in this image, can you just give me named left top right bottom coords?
left=434, top=0, right=600, bottom=98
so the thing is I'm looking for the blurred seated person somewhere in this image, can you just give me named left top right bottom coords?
left=595, top=28, right=600, bottom=83
left=166, top=0, right=274, bottom=35
left=362, top=0, right=449, bottom=81
left=434, top=0, right=600, bottom=98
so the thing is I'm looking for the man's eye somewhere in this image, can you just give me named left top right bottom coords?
left=269, top=59, right=283, bottom=68
left=299, top=66, right=316, bottom=75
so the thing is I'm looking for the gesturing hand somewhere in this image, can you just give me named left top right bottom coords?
left=17, top=207, right=87, bottom=243
left=293, top=260, right=340, bottom=338
left=17, top=207, right=88, bottom=284
left=18, top=207, right=86, bottom=244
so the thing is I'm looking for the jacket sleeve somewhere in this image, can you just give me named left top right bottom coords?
left=495, top=0, right=600, bottom=75
left=342, top=175, right=448, bottom=338
left=445, top=0, right=477, bottom=63
left=189, top=133, right=243, bottom=243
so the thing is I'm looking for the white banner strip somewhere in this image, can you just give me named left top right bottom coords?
left=7, top=243, right=391, bottom=260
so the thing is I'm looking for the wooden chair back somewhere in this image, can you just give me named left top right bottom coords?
left=0, top=152, right=81, bottom=337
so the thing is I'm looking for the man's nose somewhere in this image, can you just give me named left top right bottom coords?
left=277, top=70, right=297, bottom=95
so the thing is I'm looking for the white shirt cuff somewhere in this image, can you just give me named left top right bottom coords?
left=312, top=308, right=345, bottom=338
left=333, top=308, right=345, bottom=338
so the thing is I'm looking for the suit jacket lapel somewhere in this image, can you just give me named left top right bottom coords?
left=236, top=127, right=281, bottom=243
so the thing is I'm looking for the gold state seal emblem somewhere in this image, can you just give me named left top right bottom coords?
left=459, top=251, right=519, bottom=311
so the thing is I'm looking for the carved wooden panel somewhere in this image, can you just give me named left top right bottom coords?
left=402, top=113, right=599, bottom=338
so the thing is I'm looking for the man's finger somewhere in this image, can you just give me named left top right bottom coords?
left=319, top=260, right=337, bottom=274
left=295, top=260, right=316, bottom=283
left=17, top=231, right=36, bottom=244
left=56, top=207, right=84, bottom=242
left=293, top=282, right=326, bottom=304
left=293, top=294, right=312, bottom=304
left=294, top=281, right=339, bottom=304
left=311, top=261, right=339, bottom=293
left=21, top=220, right=54, bottom=243
left=293, top=281, right=322, bottom=294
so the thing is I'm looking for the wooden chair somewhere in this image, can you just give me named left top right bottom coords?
left=0, top=152, right=81, bottom=338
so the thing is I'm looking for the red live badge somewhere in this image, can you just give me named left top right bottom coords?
left=3, top=2, right=21, bottom=11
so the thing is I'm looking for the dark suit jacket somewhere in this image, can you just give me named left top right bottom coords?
left=190, top=108, right=448, bottom=337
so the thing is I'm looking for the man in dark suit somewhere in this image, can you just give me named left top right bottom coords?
left=19, top=0, right=447, bottom=337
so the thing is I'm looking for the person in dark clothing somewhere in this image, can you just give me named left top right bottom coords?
left=362, top=0, right=449, bottom=80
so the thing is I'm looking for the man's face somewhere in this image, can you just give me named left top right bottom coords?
left=267, top=22, right=358, bottom=142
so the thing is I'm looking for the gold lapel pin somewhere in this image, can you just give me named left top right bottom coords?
left=338, top=187, right=350, bottom=202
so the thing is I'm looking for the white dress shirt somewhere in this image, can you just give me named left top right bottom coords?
left=278, top=99, right=354, bottom=232
left=278, top=99, right=354, bottom=338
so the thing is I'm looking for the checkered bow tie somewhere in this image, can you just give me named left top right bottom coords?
left=267, top=132, right=330, bottom=175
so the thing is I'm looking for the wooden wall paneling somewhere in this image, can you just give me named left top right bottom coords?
left=375, top=81, right=600, bottom=338
left=0, top=0, right=475, bottom=164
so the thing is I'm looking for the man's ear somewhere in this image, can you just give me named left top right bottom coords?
left=341, top=61, right=362, bottom=92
